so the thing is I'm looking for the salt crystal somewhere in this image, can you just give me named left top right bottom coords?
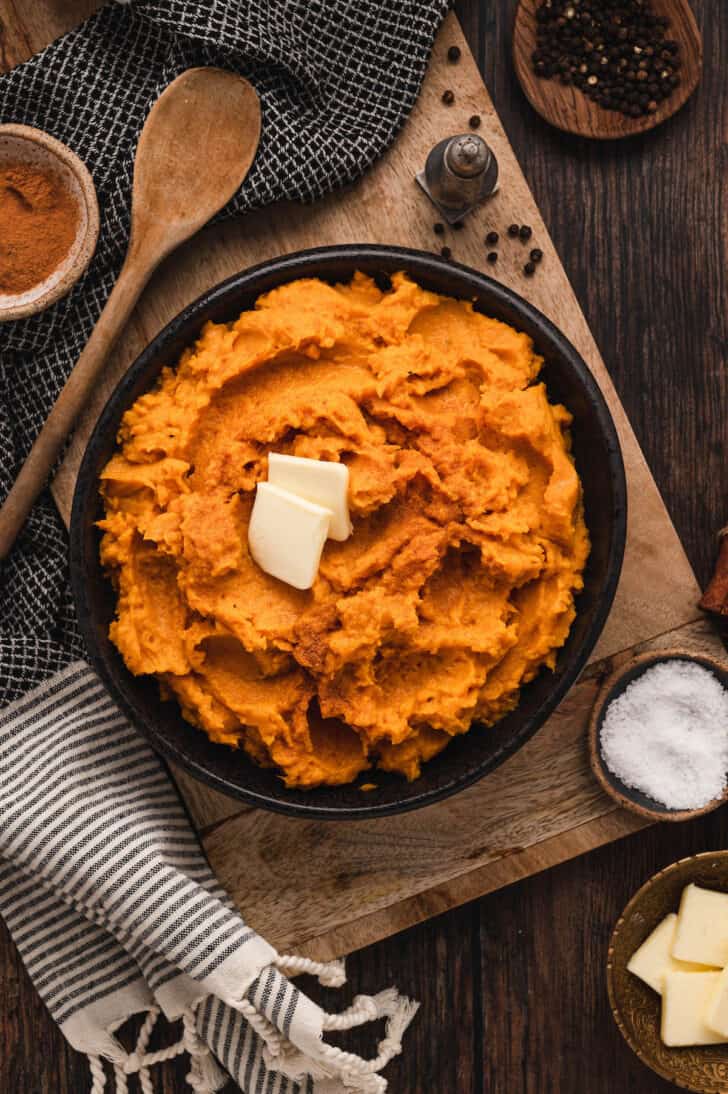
left=600, top=660, right=728, bottom=811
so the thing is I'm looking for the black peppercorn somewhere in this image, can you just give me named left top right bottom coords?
left=440, top=246, right=452, bottom=259
left=447, top=45, right=461, bottom=63
left=529, top=0, right=682, bottom=120
left=486, top=251, right=498, bottom=264
left=453, top=220, right=465, bottom=230
left=508, top=223, right=520, bottom=237
left=486, top=231, right=499, bottom=245
left=434, top=222, right=445, bottom=235
left=519, top=225, right=533, bottom=241
left=524, top=261, right=536, bottom=276
left=442, top=89, right=455, bottom=105
left=530, top=248, right=543, bottom=263
left=469, top=114, right=481, bottom=129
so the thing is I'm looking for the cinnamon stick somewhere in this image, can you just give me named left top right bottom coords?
left=699, top=529, right=728, bottom=615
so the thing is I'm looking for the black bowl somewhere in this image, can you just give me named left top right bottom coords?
left=71, top=245, right=626, bottom=820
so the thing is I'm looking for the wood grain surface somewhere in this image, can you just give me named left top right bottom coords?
left=39, top=0, right=724, bottom=964
left=513, top=0, right=702, bottom=139
left=0, top=2, right=726, bottom=1092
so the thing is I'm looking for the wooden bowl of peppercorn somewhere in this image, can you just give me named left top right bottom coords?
left=513, top=0, right=702, bottom=140
left=0, top=123, right=99, bottom=322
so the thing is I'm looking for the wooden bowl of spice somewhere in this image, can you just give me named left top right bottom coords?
left=589, top=650, right=728, bottom=822
left=513, top=0, right=702, bottom=140
left=0, top=124, right=99, bottom=322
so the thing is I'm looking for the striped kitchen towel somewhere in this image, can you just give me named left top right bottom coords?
left=0, top=663, right=417, bottom=1093
left=0, top=0, right=449, bottom=1088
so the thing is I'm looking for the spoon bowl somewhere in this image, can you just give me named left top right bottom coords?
left=128, top=67, right=260, bottom=257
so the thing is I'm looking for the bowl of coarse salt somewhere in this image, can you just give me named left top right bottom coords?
left=589, top=650, right=728, bottom=822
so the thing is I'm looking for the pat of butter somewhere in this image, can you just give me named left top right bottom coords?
left=268, top=453, right=351, bottom=541
left=627, top=914, right=712, bottom=995
left=661, top=971, right=728, bottom=1047
left=248, top=482, right=331, bottom=590
left=707, top=965, right=728, bottom=1036
left=672, top=884, right=728, bottom=968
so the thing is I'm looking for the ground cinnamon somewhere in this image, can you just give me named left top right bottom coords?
left=0, top=162, right=79, bottom=295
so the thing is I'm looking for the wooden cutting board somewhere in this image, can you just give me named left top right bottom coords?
left=49, top=11, right=725, bottom=960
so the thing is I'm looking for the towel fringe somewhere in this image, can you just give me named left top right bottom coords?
left=88, top=1054, right=106, bottom=1093
left=322, top=988, right=400, bottom=1032
left=315, top=993, right=419, bottom=1092
left=86, top=1001, right=225, bottom=1094
left=274, top=953, right=347, bottom=988
left=256, top=958, right=419, bottom=1094
left=87, top=962, right=418, bottom=1094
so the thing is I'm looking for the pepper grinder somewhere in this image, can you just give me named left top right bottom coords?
left=416, top=133, right=499, bottom=225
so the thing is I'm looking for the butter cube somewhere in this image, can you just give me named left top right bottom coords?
left=707, top=965, right=728, bottom=1036
left=627, top=914, right=712, bottom=995
left=268, top=453, right=351, bottom=541
left=672, top=884, right=728, bottom=968
left=248, top=482, right=331, bottom=590
left=661, top=971, right=728, bottom=1046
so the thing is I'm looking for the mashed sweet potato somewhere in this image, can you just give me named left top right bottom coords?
left=99, top=272, right=589, bottom=788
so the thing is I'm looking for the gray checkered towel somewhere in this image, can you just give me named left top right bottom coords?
left=0, top=0, right=448, bottom=1089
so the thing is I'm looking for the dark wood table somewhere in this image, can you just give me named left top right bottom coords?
left=1, top=2, right=726, bottom=1090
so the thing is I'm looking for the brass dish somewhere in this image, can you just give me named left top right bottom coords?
left=608, top=851, right=728, bottom=1092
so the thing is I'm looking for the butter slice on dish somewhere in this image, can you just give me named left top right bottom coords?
left=248, top=482, right=331, bottom=590
left=707, top=965, right=728, bottom=1037
left=627, top=914, right=712, bottom=995
left=672, top=884, right=728, bottom=968
left=268, top=453, right=351, bottom=541
left=661, top=971, right=728, bottom=1047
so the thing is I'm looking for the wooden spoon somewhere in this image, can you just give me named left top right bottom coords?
left=513, top=0, right=702, bottom=139
left=0, top=67, right=261, bottom=559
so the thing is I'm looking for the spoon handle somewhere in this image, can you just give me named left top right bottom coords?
left=0, top=252, right=153, bottom=560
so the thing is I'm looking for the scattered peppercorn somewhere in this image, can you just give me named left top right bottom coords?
left=519, top=225, right=533, bottom=241
left=442, top=89, right=455, bottom=105
left=524, top=261, right=536, bottom=276
left=447, top=45, right=461, bottom=63
left=486, top=231, right=499, bottom=245
left=486, top=251, right=498, bottom=264
left=453, top=220, right=465, bottom=230
left=469, top=114, right=481, bottom=129
left=530, top=0, right=681, bottom=120
left=508, top=223, right=520, bottom=237
left=440, top=245, right=452, bottom=259
left=530, top=248, right=543, bottom=263
left=433, top=222, right=445, bottom=235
